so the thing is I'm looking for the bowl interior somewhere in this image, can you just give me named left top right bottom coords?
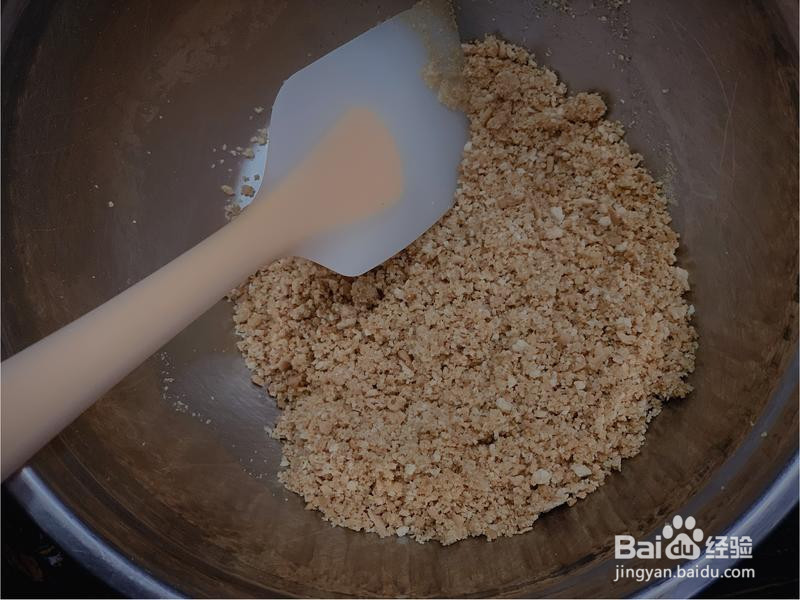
left=2, top=0, right=797, bottom=597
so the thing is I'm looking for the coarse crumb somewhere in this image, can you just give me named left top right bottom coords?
left=224, top=201, right=242, bottom=221
left=232, top=36, right=697, bottom=545
left=220, top=184, right=235, bottom=196
left=241, top=184, right=256, bottom=197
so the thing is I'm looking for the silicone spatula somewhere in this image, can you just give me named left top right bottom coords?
left=0, top=0, right=468, bottom=479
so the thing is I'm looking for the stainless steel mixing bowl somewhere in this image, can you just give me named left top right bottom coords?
left=2, top=0, right=798, bottom=597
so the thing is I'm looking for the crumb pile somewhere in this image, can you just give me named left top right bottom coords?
left=231, top=36, right=697, bottom=544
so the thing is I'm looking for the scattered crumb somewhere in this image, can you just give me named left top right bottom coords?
left=107, top=201, right=114, bottom=208
left=254, top=106, right=265, bottom=114
left=220, top=185, right=235, bottom=196
left=232, top=36, right=697, bottom=545
left=224, top=201, right=243, bottom=221
left=241, top=184, right=256, bottom=197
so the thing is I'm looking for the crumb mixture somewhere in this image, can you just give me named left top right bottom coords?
left=230, top=36, right=697, bottom=545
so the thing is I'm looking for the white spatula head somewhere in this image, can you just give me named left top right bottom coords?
left=263, top=0, right=468, bottom=276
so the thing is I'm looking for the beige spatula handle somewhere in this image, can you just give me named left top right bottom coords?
left=0, top=107, right=402, bottom=480
left=0, top=196, right=296, bottom=480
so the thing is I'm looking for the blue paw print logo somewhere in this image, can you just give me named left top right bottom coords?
left=663, top=515, right=705, bottom=560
